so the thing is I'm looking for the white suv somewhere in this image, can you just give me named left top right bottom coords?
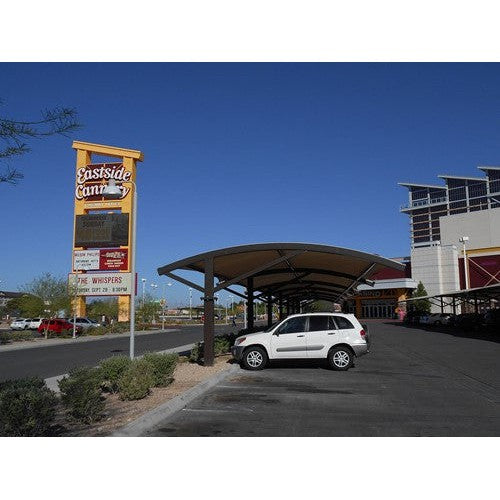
left=10, top=318, right=32, bottom=330
left=231, top=313, right=369, bottom=371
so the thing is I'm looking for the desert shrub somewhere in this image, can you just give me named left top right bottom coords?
left=99, top=355, right=132, bottom=393
left=86, top=326, right=107, bottom=336
left=118, top=359, right=155, bottom=400
left=58, top=367, right=105, bottom=424
left=189, top=334, right=233, bottom=363
left=0, top=377, right=58, bottom=436
left=214, top=336, right=231, bottom=355
left=0, top=332, right=8, bottom=344
left=142, top=352, right=178, bottom=387
left=189, top=342, right=203, bottom=363
left=107, top=322, right=129, bottom=334
left=6, top=331, right=35, bottom=342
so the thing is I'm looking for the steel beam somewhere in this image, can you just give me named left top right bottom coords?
left=164, top=272, right=205, bottom=294
left=247, top=277, right=254, bottom=331
left=267, top=294, right=273, bottom=327
left=203, top=258, right=215, bottom=366
left=213, top=250, right=305, bottom=292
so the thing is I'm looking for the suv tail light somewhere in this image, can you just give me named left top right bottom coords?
left=359, top=329, right=366, bottom=338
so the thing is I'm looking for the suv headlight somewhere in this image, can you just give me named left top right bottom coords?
left=235, top=336, right=246, bottom=345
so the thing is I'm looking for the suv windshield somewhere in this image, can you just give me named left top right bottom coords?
left=263, top=321, right=280, bottom=332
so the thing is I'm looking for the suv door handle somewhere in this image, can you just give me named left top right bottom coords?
left=328, top=332, right=336, bottom=335
left=297, top=334, right=305, bottom=337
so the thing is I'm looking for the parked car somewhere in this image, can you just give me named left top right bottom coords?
left=66, top=317, right=101, bottom=329
left=454, top=313, right=484, bottom=331
left=419, top=314, right=431, bottom=325
left=10, top=318, right=32, bottom=330
left=231, top=313, right=369, bottom=371
left=483, top=309, right=500, bottom=332
left=28, top=318, right=44, bottom=330
left=38, top=318, right=81, bottom=335
left=425, top=313, right=454, bottom=326
left=403, top=311, right=423, bottom=325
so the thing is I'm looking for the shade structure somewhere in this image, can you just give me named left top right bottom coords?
left=157, top=243, right=404, bottom=365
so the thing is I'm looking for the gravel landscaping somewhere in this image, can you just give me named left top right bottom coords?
left=59, top=355, right=233, bottom=436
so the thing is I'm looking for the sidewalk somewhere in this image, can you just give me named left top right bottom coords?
left=0, top=327, right=181, bottom=352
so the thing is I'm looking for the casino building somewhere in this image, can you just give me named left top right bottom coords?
left=348, top=165, right=500, bottom=318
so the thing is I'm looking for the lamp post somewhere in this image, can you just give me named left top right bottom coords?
left=162, top=282, right=172, bottom=330
left=189, top=287, right=193, bottom=320
left=459, top=236, right=470, bottom=289
left=102, top=178, right=137, bottom=360
left=141, top=278, right=147, bottom=307
left=72, top=273, right=79, bottom=339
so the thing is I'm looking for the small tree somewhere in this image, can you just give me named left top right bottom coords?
left=19, top=273, right=72, bottom=336
left=137, top=294, right=161, bottom=324
left=412, top=281, right=431, bottom=314
left=1, top=102, right=80, bottom=184
left=87, top=298, right=120, bottom=323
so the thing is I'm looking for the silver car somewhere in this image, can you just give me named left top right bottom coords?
left=67, top=317, right=101, bottom=329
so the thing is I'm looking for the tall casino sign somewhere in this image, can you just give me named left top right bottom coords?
left=71, top=141, right=143, bottom=321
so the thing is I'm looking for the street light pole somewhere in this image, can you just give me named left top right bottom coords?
left=103, top=178, right=138, bottom=359
left=189, top=287, right=193, bottom=320
left=141, top=278, right=147, bottom=307
left=162, top=282, right=172, bottom=331
left=72, top=272, right=79, bottom=339
left=459, top=236, right=470, bottom=289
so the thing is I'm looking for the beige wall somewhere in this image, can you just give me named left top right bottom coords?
left=440, top=207, right=500, bottom=250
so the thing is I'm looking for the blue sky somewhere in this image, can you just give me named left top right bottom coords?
left=1, top=63, right=500, bottom=306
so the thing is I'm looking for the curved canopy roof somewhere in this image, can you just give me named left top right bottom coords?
left=157, top=243, right=404, bottom=303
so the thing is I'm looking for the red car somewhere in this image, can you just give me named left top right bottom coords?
left=38, top=319, right=81, bottom=335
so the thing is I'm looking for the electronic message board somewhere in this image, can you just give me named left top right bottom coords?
left=74, top=213, right=129, bottom=248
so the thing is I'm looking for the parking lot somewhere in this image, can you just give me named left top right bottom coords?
left=144, top=320, right=500, bottom=436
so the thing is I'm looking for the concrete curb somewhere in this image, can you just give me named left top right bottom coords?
left=113, top=363, right=240, bottom=437
left=44, top=342, right=197, bottom=394
left=0, top=328, right=181, bottom=352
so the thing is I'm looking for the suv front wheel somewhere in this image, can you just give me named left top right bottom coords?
left=328, top=346, right=353, bottom=371
left=242, top=346, right=268, bottom=371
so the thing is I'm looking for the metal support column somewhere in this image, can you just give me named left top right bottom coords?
left=247, top=277, right=254, bottom=331
left=286, top=300, right=290, bottom=317
left=278, top=293, right=284, bottom=320
left=452, top=297, right=457, bottom=316
left=203, top=257, right=215, bottom=366
left=440, top=297, right=444, bottom=313
left=267, top=294, right=273, bottom=327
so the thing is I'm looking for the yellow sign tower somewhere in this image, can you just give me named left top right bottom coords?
left=72, top=141, right=144, bottom=321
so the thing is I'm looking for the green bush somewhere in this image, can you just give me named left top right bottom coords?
left=142, top=352, right=178, bottom=387
left=0, top=377, right=58, bottom=436
left=99, top=355, right=132, bottom=393
left=118, top=359, right=155, bottom=400
left=189, top=342, right=203, bottom=363
left=86, top=326, right=107, bottom=336
left=107, top=322, right=129, bottom=334
left=214, top=336, right=231, bottom=355
left=58, top=367, right=105, bottom=424
left=190, top=334, right=234, bottom=363
left=1, top=330, right=35, bottom=343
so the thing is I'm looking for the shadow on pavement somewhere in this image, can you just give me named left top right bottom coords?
left=266, top=359, right=331, bottom=370
left=382, top=321, right=500, bottom=344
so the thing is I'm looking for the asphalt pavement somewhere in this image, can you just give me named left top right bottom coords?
left=142, top=320, right=500, bottom=436
left=0, top=323, right=239, bottom=381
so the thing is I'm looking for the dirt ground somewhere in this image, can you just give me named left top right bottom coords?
left=59, top=355, right=233, bottom=437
